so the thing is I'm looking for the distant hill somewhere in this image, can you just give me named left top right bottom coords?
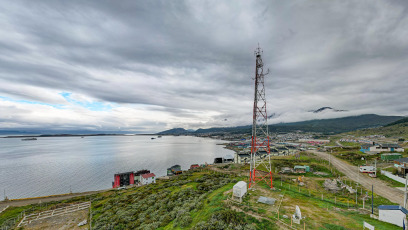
left=385, top=117, right=408, bottom=127
left=157, top=128, right=194, bottom=135
left=158, top=114, right=403, bottom=135
left=350, top=116, right=408, bottom=139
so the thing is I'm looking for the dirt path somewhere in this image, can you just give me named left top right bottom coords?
left=309, top=150, right=404, bottom=205
left=0, top=189, right=110, bottom=208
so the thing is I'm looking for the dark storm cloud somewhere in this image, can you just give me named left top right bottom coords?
left=0, top=0, right=408, bottom=132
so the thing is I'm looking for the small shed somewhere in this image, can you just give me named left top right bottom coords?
left=294, top=165, right=310, bottom=173
left=233, top=181, right=247, bottom=201
left=378, top=205, right=408, bottom=227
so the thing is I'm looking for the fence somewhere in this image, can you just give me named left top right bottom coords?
left=381, top=170, right=406, bottom=184
left=0, top=196, right=93, bottom=230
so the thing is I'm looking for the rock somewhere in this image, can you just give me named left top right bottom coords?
left=78, top=219, right=87, bottom=227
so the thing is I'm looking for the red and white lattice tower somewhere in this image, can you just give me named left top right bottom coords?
left=249, top=45, right=273, bottom=189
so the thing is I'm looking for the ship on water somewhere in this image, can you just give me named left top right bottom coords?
left=21, top=138, right=37, bottom=141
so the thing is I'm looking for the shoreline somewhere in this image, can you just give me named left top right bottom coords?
left=0, top=189, right=110, bottom=207
left=1, top=133, right=158, bottom=138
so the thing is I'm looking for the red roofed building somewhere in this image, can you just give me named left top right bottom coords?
left=141, top=173, right=156, bottom=185
left=190, top=164, right=200, bottom=170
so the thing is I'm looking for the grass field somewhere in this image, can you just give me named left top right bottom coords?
left=0, top=161, right=402, bottom=229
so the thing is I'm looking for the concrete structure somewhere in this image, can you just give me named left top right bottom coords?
left=224, top=154, right=234, bottom=163
left=141, top=173, right=156, bottom=185
left=257, top=196, right=275, bottom=205
left=359, top=165, right=376, bottom=173
left=378, top=205, right=408, bottom=227
left=360, top=143, right=404, bottom=154
left=394, top=158, right=408, bottom=175
left=233, top=181, right=247, bottom=202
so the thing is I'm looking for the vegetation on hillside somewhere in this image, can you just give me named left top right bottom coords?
left=350, top=121, right=408, bottom=139
left=91, top=172, right=267, bottom=229
left=159, top=114, right=403, bottom=135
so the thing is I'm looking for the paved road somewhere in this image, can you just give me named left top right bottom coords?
left=309, top=150, right=404, bottom=206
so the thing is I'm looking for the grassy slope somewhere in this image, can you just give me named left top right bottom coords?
left=349, top=121, right=408, bottom=139
left=1, top=162, right=402, bottom=229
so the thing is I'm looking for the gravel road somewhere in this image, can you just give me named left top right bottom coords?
left=309, top=150, right=404, bottom=206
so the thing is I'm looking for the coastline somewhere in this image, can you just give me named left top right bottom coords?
left=0, top=189, right=110, bottom=207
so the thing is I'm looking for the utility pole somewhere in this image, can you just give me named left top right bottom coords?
left=404, top=173, right=408, bottom=209
left=371, top=185, right=374, bottom=215
left=375, top=159, right=377, bottom=177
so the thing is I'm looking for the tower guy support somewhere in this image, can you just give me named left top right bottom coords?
left=249, top=45, right=273, bottom=189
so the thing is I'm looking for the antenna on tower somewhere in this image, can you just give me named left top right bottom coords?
left=249, top=44, right=273, bottom=189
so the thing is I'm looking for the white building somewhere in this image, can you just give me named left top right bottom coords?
left=140, top=173, right=156, bottom=185
left=233, top=181, right=247, bottom=202
left=361, top=143, right=404, bottom=154
left=378, top=205, right=408, bottom=227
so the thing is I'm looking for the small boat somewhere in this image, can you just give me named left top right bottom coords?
left=21, top=138, right=37, bottom=141
left=158, top=136, right=162, bottom=138
left=151, top=137, right=156, bottom=140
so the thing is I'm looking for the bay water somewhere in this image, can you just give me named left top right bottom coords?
left=0, top=135, right=232, bottom=200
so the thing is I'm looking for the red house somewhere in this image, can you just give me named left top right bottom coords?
left=190, top=164, right=200, bottom=170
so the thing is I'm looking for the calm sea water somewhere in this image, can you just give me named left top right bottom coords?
left=0, top=135, right=232, bottom=200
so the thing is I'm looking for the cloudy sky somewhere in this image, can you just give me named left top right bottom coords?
left=0, top=0, right=407, bottom=133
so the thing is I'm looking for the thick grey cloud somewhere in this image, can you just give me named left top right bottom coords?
left=0, top=0, right=407, bottom=132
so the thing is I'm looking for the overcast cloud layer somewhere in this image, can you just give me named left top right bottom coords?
left=0, top=0, right=408, bottom=133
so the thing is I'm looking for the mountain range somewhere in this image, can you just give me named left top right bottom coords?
left=158, top=114, right=404, bottom=135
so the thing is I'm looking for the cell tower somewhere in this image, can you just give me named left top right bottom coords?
left=249, top=45, right=273, bottom=189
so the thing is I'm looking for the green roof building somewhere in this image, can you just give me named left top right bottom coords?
left=381, top=153, right=402, bottom=161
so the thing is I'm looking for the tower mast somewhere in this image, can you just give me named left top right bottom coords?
left=249, top=45, right=273, bottom=189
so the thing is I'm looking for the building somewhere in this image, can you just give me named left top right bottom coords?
left=233, top=181, right=247, bottom=202
left=294, top=165, right=310, bottom=173
left=134, top=169, right=150, bottom=184
left=381, top=153, right=402, bottom=161
left=235, top=153, right=250, bottom=164
left=224, top=154, right=234, bottom=163
left=378, top=205, right=408, bottom=227
left=112, top=171, right=135, bottom=188
left=213, top=157, right=224, bottom=164
left=394, top=158, right=408, bottom=174
left=140, top=173, right=156, bottom=185
left=276, top=146, right=289, bottom=155
left=298, top=139, right=330, bottom=144
left=190, top=164, right=200, bottom=170
left=360, top=143, right=404, bottom=154
left=359, top=165, right=376, bottom=173
left=167, top=165, right=182, bottom=176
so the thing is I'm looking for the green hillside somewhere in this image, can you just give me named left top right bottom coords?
left=159, top=114, right=403, bottom=135
left=349, top=117, right=408, bottom=139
